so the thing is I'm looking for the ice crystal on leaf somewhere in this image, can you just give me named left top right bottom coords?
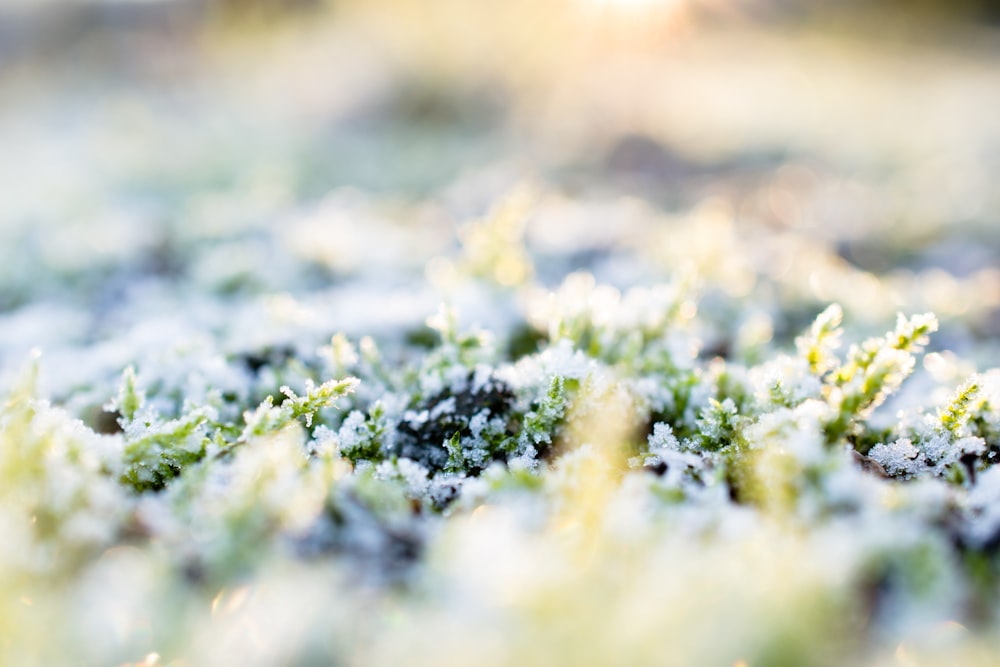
left=823, top=312, right=938, bottom=445
left=241, top=377, right=358, bottom=440
left=868, top=437, right=926, bottom=478
left=795, top=303, right=844, bottom=376
left=694, top=397, right=744, bottom=452
left=868, top=375, right=991, bottom=483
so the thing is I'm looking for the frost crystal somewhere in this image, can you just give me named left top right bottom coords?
left=868, top=438, right=926, bottom=478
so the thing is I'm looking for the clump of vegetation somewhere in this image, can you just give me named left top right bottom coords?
left=5, top=246, right=1000, bottom=664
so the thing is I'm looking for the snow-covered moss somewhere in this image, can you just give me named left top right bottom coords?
left=2, top=189, right=1000, bottom=667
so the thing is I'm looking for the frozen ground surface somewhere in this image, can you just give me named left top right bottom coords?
left=2, top=3, right=1000, bottom=665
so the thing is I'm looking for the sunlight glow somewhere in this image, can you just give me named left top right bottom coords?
left=580, top=0, right=685, bottom=15
left=574, top=0, right=692, bottom=45
left=582, top=0, right=683, bottom=13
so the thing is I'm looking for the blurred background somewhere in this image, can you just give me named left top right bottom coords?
left=1, top=0, right=1000, bottom=394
